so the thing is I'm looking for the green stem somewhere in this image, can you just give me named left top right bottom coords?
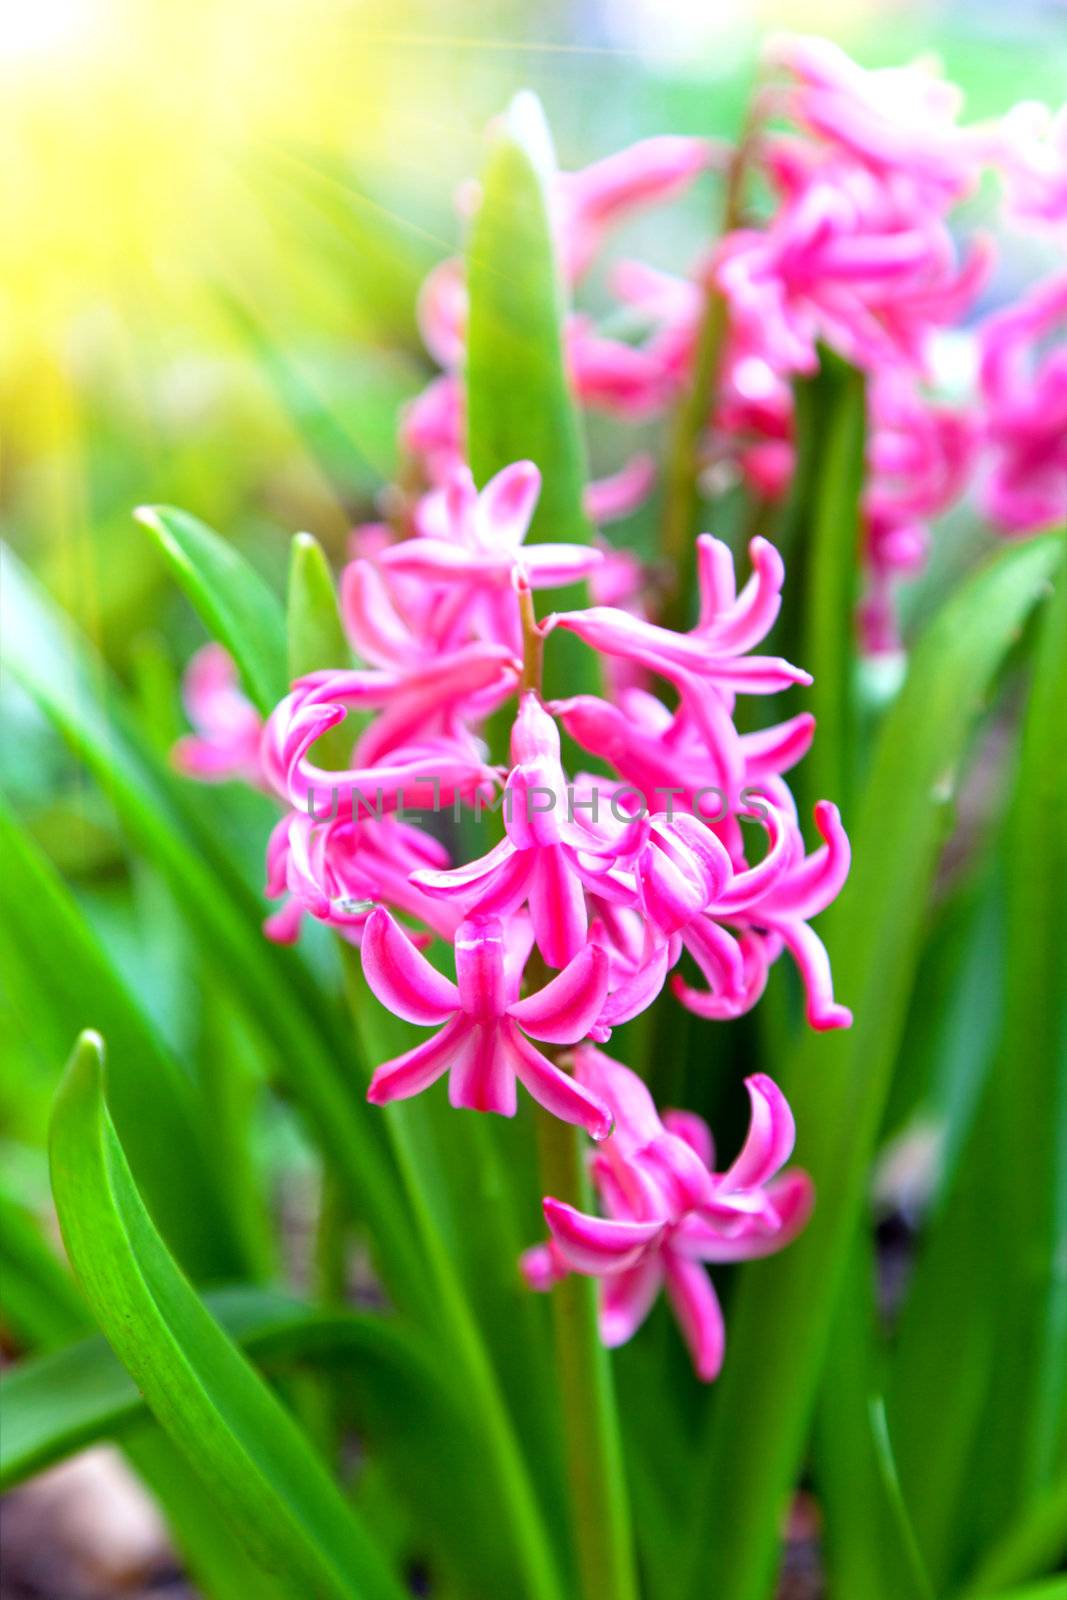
left=660, top=103, right=760, bottom=634
left=342, top=953, right=565, bottom=1600
left=535, top=1109, right=638, bottom=1600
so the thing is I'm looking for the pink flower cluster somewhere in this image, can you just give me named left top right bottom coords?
left=522, top=1052, right=812, bottom=1382
left=169, top=41, right=1067, bottom=1377
left=173, top=449, right=850, bottom=1377
left=395, top=39, right=1067, bottom=656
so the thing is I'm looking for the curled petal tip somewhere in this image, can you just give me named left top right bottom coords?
left=812, top=1003, right=853, bottom=1031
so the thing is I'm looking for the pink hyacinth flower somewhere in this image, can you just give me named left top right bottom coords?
left=361, top=908, right=613, bottom=1137
left=265, top=810, right=458, bottom=945
left=261, top=639, right=517, bottom=817
left=548, top=534, right=809, bottom=695
left=674, top=798, right=853, bottom=1031
left=554, top=134, right=722, bottom=282
left=522, top=1048, right=813, bottom=1380
left=173, top=643, right=265, bottom=787
left=382, top=462, right=604, bottom=654
left=996, top=100, right=1067, bottom=228
left=978, top=272, right=1067, bottom=535
left=410, top=693, right=632, bottom=969
left=764, top=34, right=984, bottom=201
left=713, top=164, right=993, bottom=380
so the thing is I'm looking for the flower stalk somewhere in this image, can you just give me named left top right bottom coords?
left=661, top=101, right=762, bottom=633
left=533, top=1071, right=638, bottom=1600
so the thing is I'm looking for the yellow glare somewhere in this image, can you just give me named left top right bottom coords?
left=0, top=0, right=95, bottom=60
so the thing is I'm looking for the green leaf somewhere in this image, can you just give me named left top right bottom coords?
left=135, top=504, right=288, bottom=714
left=963, top=542, right=1067, bottom=1550
left=0, top=1284, right=430, bottom=1490
left=6, top=1246, right=554, bottom=1600
left=0, top=547, right=424, bottom=1311
left=681, top=532, right=1066, bottom=1600
left=813, top=1241, right=927, bottom=1600
left=49, top=1032, right=404, bottom=1600
left=792, top=353, right=867, bottom=812
left=966, top=1475, right=1067, bottom=1597
left=888, top=549, right=1067, bottom=1591
left=465, top=93, right=600, bottom=707
left=994, top=549, right=1067, bottom=1489
left=975, top=1582, right=1067, bottom=1600
left=287, top=530, right=351, bottom=678
left=0, top=1188, right=86, bottom=1350
left=0, top=1122, right=290, bottom=1600
left=286, top=530, right=359, bottom=763
left=0, top=798, right=246, bottom=1280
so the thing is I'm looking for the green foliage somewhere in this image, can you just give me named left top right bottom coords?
left=136, top=505, right=290, bottom=713
left=681, top=534, right=1065, bottom=1600
left=49, top=1033, right=406, bottom=1600
left=465, top=92, right=601, bottom=707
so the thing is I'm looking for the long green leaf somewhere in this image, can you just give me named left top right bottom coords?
left=0, top=1170, right=289, bottom=1600
left=0, top=798, right=246, bottom=1279
left=465, top=92, right=600, bottom=706
left=10, top=1225, right=548, bottom=1600
left=793, top=353, right=867, bottom=812
left=993, top=552, right=1067, bottom=1491
left=963, top=545, right=1067, bottom=1554
left=0, top=546, right=424, bottom=1310
left=49, top=1032, right=404, bottom=1600
left=0, top=1188, right=86, bottom=1350
left=681, top=532, right=1065, bottom=1600
left=135, top=504, right=289, bottom=713
left=965, top=1474, right=1067, bottom=1597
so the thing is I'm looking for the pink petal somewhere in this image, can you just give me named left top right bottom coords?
left=767, top=918, right=853, bottom=1030
left=694, top=535, right=737, bottom=624
left=448, top=1021, right=517, bottom=1116
left=521, top=544, right=606, bottom=585
left=599, top=1254, right=665, bottom=1347
left=700, top=537, right=785, bottom=655
left=721, top=1074, right=797, bottom=1192
left=573, top=1046, right=663, bottom=1150
left=529, top=847, right=589, bottom=968
left=476, top=460, right=541, bottom=550
left=509, top=945, right=610, bottom=1043
left=503, top=1027, right=613, bottom=1139
left=367, top=1015, right=471, bottom=1105
left=674, top=917, right=747, bottom=1017
left=640, top=1131, right=715, bottom=1213
left=662, top=1109, right=715, bottom=1170
left=520, top=1239, right=570, bottom=1292
left=675, top=1171, right=814, bottom=1261
left=663, top=1255, right=725, bottom=1382
left=543, top=1196, right=664, bottom=1276
left=593, top=939, right=670, bottom=1035
left=454, top=918, right=509, bottom=1019
left=759, top=801, right=851, bottom=920
left=339, top=560, right=412, bottom=669
left=361, top=907, right=459, bottom=1024
left=739, top=714, right=816, bottom=781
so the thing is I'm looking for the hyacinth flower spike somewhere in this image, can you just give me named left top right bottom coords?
left=361, top=908, right=613, bottom=1137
